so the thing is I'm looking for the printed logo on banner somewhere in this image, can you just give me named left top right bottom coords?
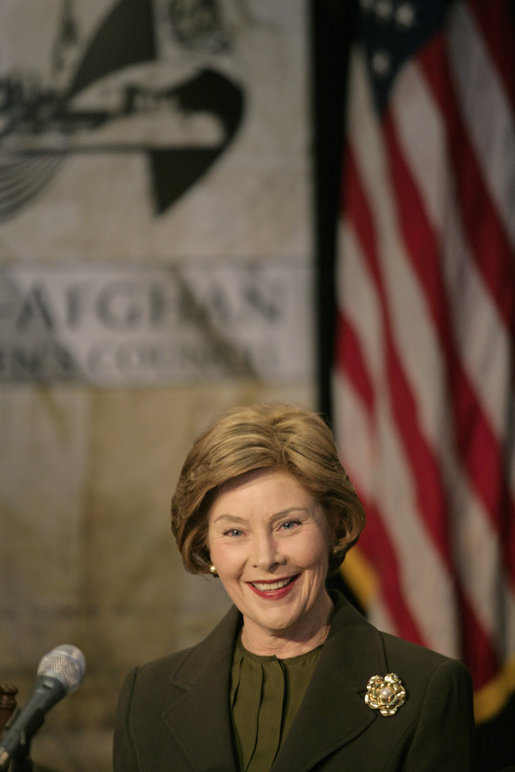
left=0, top=261, right=313, bottom=385
left=0, top=0, right=245, bottom=220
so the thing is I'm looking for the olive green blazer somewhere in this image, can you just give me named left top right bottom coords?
left=113, top=593, right=475, bottom=771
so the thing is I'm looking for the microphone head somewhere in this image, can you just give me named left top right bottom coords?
left=37, top=644, right=86, bottom=694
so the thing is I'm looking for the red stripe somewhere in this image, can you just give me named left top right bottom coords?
left=455, top=582, right=500, bottom=688
left=357, top=463, right=500, bottom=689
left=345, top=478, right=427, bottom=647
left=466, top=0, right=515, bottom=108
left=334, top=311, right=375, bottom=413
left=360, top=507, right=499, bottom=688
left=334, top=351, right=427, bottom=643
left=341, top=140, right=502, bottom=682
left=384, top=104, right=515, bottom=587
left=344, top=148, right=451, bottom=557
left=335, top=5, right=513, bottom=699
left=419, top=36, right=514, bottom=328
left=359, top=505, right=426, bottom=646
left=344, top=144, right=456, bottom=557
left=340, top=145, right=377, bottom=264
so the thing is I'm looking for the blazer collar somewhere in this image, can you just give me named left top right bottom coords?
left=161, top=593, right=386, bottom=771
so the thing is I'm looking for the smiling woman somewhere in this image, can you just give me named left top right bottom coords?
left=114, top=402, right=476, bottom=771
left=208, top=469, right=334, bottom=658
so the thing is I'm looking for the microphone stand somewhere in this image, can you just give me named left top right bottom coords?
left=0, top=685, right=33, bottom=771
left=0, top=743, right=34, bottom=772
left=11, top=753, right=34, bottom=772
left=10, top=729, right=35, bottom=772
left=0, top=740, right=34, bottom=772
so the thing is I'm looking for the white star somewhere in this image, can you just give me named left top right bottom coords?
left=371, top=49, right=391, bottom=76
left=375, top=0, right=393, bottom=21
left=395, top=3, right=416, bottom=28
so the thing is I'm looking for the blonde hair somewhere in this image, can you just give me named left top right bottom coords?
left=171, top=402, right=365, bottom=575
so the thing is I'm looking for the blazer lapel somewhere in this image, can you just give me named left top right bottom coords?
left=272, top=597, right=387, bottom=772
left=162, top=606, right=240, bottom=771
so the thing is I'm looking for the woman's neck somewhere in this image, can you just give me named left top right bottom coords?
left=240, top=592, right=334, bottom=659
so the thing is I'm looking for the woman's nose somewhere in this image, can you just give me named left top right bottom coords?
left=251, top=532, right=283, bottom=570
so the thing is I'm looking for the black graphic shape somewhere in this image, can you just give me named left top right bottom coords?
left=148, top=68, right=244, bottom=213
left=0, top=0, right=245, bottom=221
left=65, top=0, right=156, bottom=99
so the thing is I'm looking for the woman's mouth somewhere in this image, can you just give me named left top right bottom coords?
left=247, top=575, right=299, bottom=599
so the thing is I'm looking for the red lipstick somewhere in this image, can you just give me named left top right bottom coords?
left=247, top=575, right=299, bottom=600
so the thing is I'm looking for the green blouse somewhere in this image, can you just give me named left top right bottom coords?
left=230, top=634, right=323, bottom=771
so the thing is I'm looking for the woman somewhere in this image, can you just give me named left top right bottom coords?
left=114, top=402, right=475, bottom=771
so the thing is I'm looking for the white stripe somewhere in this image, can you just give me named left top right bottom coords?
left=348, top=53, right=450, bottom=468
left=447, top=1, right=515, bottom=248
left=332, top=368, right=374, bottom=502
left=391, top=58, right=511, bottom=444
left=376, top=388, right=460, bottom=656
left=334, top=369, right=460, bottom=656
left=340, top=52, right=460, bottom=655
left=392, top=57, right=515, bottom=504
left=344, top=49, right=512, bottom=651
left=450, top=469, right=515, bottom=661
left=367, top=597, right=398, bottom=638
left=336, top=220, right=384, bottom=388
left=337, top=360, right=515, bottom=658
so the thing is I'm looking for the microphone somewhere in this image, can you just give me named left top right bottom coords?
left=0, top=644, right=85, bottom=768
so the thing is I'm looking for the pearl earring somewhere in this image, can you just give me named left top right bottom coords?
left=209, top=564, right=218, bottom=576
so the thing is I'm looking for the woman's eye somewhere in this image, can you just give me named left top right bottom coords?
left=279, top=519, right=301, bottom=531
left=224, top=528, right=243, bottom=537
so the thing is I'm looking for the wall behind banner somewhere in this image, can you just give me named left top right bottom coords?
left=0, top=1, right=314, bottom=768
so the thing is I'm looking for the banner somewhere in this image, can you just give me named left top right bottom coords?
left=0, top=2, right=312, bottom=769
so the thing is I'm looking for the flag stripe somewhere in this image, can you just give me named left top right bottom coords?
left=385, top=40, right=515, bottom=588
left=420, top=38, right=513, bottom=328
left=447, top=2, right=515, bottom=247
left=466, top=0, right=515, bottom=108
left=361, top=502, right=428, bottom=646
left=341, top=131, right=498, bottom=665
left=334, top=311, right=374, bottom=413
left=333, top=372, right=428, bottom=645
left=333, top=225, right=461, bottom=652
left=384, top=108, right=515, bottom=585
left=389, top=57, right=512, bottom=448
left=333, top=0, right=514, bottom=710
left=332, top=369, right=374, bottom=502
left=353, top=46, right=508, bottom=675
left=345, top=55, right=453, bottom=564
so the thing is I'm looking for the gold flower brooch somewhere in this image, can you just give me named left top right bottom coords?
left=365, top=673, right=407, bottom=716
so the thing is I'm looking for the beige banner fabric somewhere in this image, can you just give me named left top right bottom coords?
left=0, top=1, right=313, bottom=769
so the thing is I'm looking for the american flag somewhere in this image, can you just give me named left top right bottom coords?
left=333, top=0, right=514, bottom=721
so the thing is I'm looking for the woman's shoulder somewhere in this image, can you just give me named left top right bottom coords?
left=116, top=644, right=200, bottom=712
left=123, top=602, right=241, bottom=689
left=130, top=643, right=199, bottom=682
left=330, top=590, right=472, bottom=685
left=378, top=628, right=472, bottom=681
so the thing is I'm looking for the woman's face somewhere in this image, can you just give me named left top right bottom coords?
left=207, top=469, right=333, bottom=648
